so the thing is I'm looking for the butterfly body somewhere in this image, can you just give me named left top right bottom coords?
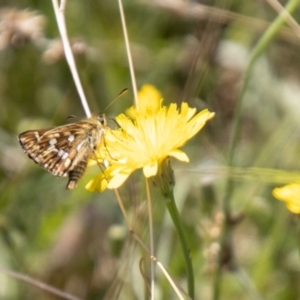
left=18, top=114, right=107, bottom=189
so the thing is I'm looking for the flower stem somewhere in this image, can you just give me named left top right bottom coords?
left=145, top=178, right=155, bottom=299
left=165, top=193, right=194, bottom=299
left=153, top=158, right=194, bottom=298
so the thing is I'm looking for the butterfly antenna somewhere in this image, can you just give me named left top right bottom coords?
left=66, top=115, right=77, bottom=120
left=103, top=88, right=128, bottom=112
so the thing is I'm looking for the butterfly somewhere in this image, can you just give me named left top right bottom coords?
left=18, top=114, right=107, bottom=189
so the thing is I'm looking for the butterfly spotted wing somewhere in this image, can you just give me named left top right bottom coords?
left=18, top=114, right=107, bottom=189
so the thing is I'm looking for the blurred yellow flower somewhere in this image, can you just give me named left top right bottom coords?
left=86, top=84, right=215, bottom=192
left=272, top=183, right=300, bottom=214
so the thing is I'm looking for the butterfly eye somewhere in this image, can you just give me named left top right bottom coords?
left=98, top=114, right=106, bottom=125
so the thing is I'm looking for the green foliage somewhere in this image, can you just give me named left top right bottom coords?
left=1, top=1, right=300, bottom=299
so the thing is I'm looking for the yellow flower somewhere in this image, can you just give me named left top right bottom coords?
left=272, top=183, right=300, bottom=214
left=127, top=84, right=162, bottom=116
left=86, top=85, right=215, bottom=192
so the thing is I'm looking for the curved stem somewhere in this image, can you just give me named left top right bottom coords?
left=51, top=0, right=91, bottom=117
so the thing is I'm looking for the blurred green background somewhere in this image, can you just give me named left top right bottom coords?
left=1, top=0, right=300, bottom=299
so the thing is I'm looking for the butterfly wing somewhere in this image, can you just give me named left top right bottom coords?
left=18, top=123, right=93, bottom=177
left=18, top=115, right=107, bottom=189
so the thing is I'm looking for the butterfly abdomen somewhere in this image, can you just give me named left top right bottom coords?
left=67, top=158, right=88, bottom=189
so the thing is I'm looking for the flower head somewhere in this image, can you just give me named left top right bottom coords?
left=0, top=9, right=45, bottom=50
left=86, top=85, right=215, bottom=192
left=272, top=183, right=300, bottom=214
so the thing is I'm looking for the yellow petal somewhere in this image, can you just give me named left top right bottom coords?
left=108, top=173, right=130, bottom=189
left=180, top=102, right=196, bottom=121
left=143, top=162, right=158, bottom=177
left=127, top=85, right=162, bottom=118
left=138, top=84, right=162, bottom=112
left=272, top=183, right=300, bottom=214
left=86, top=174, right=108, bottom=192
left=169, top=150, right=189, bottom=162
left=287, top=203, right=300, bottom=214
left=273, top=184, right=300, bottom=201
